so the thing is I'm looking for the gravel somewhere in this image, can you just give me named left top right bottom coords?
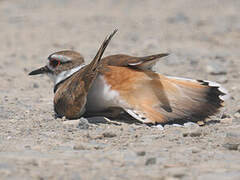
left=223, top=131, right=240, bottom=151
left=0, top=0, right=240, bottom=180
left=145, top=157, right=157, bottom=166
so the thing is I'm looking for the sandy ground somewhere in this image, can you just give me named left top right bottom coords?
left=0, top=0, right=240, bottom=179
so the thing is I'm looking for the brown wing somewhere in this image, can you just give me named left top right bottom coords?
left=54, top=30, right=117, bottom=119
left=54, top=71, right=87, bottom=119
left=102, top=66, right=227, bottom=124
left=102, top=53, right=169, bottom=70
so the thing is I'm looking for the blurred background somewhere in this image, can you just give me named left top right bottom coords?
left=0, top=1, right=240, bottom=179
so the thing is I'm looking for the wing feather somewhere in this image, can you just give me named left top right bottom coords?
left=102, top=66, right=227, bottom=124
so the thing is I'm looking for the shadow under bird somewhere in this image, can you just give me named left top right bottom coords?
left=29, top=30, right=228, bottom=124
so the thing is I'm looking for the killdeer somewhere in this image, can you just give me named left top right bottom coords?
left=29, top=31, right=229, bottom=124
left=29, top=30, right=117, bottom=119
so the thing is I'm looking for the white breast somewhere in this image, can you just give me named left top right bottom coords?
left=86, top=75, right=123, bottom=112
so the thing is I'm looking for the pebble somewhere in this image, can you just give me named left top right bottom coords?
left=223, top=131, right=240, bottom=151
left=172, top=124, right=183, bottom=127
left=190, top=129, right=202, bottom=137
left=73, top=143, right=90, bottom=150
left=183, top=122, right=198, bottom=128
left=217, top=76, right=228, bottom=84
left=156, top=124, right=164, bottom=130
left=102, top=131, right=117, bottom=138
left=70, top=173, right=82, bottom=180
left=231, top=86, right=238, bottom=91
left=223, top=143, right=239, bottom=150
left=90, top=142, right=106, bottom=150
left=220, top=118, right=232, bottom=124
left=233, top=112, right=240, bottom=119
left=136, top=151, right=146, bottom=156
left=166, top=167, right=186, bottom=178
left=33, top=83, right=39, bottom=88
left=23, top=67, right=28, bottom=72
left=145, top=157, right=156, bottom=166
left=236, top=108, right=240, bottom=113
left=206, top=62, right=227, bottom=75
left=164, top=125, right=171, bottom=129
left=164, top=177, right=179, bottom=180
left=24, top=145, right=32, bottom=150
left=164, top=164, right=182, bottom=168
left=167, top=12, right=190, bottom=23
left=221, top=113, right=231, bottom=119
left=197, top=121, right=205, bottom=126
left=77, top=118, right=89, bottom=130
left=183, top=128, right=202, bottom=137
left=28, top=160, right=38, bottom=167
left=191, top=147, right=201, bottom=153
left=63, top=120, right=81, bottom=129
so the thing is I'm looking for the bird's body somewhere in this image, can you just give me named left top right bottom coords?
left=29, top=31, right=228, bottom=124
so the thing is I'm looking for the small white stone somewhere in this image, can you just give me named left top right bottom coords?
left=7, top=136, right=12, bottom=140
left=156, top=124, right=164, bottom=130
left=184, top=122, right=198, bottom=127
left=234, top=112, right=240, bottom=119
left=172, top=124, right=183, bottom=127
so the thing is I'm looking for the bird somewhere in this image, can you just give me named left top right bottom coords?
left=29, top=29, right=117, bottom=119
left=29, top=31, right=228, bottom=124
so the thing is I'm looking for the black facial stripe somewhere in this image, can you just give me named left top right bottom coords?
left=61, top=61, right=71, bottom=64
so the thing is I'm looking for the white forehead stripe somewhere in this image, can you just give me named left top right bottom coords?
left=50, top=54, right=71, bottom=62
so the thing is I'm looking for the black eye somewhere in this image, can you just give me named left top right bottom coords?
left=50, top=59, right=60, bottom=68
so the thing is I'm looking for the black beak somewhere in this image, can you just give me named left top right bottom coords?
left=28, top=66, right=51, bottom=75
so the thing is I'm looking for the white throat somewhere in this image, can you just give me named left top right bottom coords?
left=48, top=65, right=85, bottom=86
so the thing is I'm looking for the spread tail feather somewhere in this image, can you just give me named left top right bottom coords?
left=101, top=66, right=229, bottom=124
left=154, top=76, right=229, bottom=124
left=124, top=71, right=228, bottom=124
